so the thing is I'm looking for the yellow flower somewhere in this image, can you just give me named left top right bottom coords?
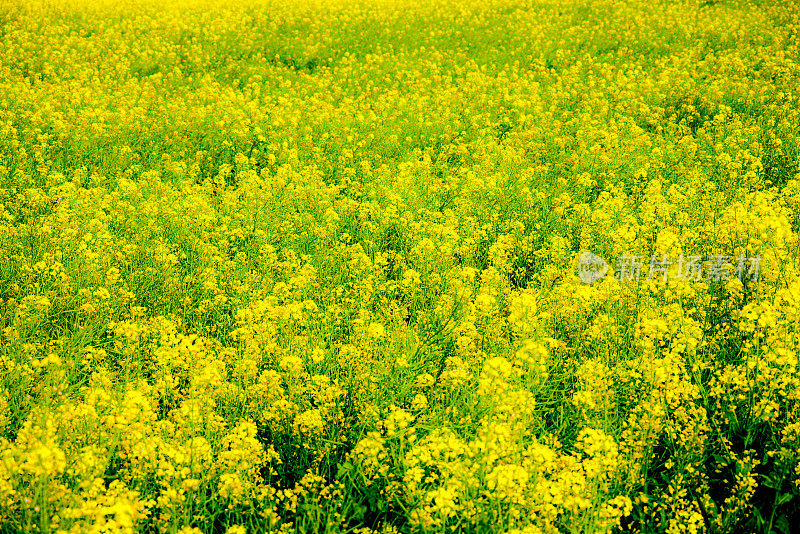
left=411, top=393, right=428, bottom=411
left=293, top=409, right=324, bottom=436
left=367, top=322, right=385, bottom=340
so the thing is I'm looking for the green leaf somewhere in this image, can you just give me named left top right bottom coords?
left=775, top=515, right=791, bottom=534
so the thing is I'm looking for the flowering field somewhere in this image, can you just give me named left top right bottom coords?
left=1, top=0, right=800, bottom=532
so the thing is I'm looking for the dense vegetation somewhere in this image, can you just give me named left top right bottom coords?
left=1, top=0, right=800, bottom=532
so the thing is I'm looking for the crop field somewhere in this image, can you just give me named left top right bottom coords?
left=1, top=0, right=800, bottom=532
